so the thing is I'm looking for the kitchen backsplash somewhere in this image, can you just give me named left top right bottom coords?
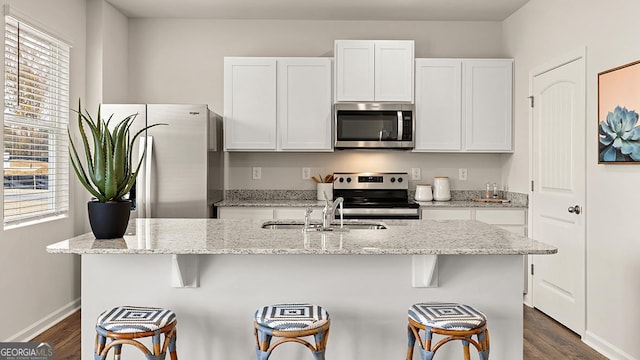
left=224, top=151, right=507, bottom=192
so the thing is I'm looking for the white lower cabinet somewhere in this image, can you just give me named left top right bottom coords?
left=475, top=209, right=527, bottom=236
left=274, top=207, right=323, bottom=220
left=421, top=208, right=527, bottom=235
left=222, top=207, right=527, bottom=229
left=420, top=209, right=472, bottom=220
left=217, top=207, right=274, bottom=220
left=218, top=207, right=323, bottom=220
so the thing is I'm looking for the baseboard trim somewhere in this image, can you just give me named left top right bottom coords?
left=583, top=330, right=634, bottom=360
left=4, top=298, right=81, bottom=342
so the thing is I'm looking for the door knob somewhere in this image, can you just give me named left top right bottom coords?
left=567, top=205, right=581, bottom=214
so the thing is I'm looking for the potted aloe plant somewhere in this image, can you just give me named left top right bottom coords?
left=69, top=100, right=163, bottom=239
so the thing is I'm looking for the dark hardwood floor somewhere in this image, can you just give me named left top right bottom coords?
left=31, top=310, right=81, bottom=360
left=31, top=306, right=605, bottom=359
left=523, top=306, right=606, bottom=359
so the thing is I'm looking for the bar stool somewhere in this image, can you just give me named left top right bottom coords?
left=254, top=303, right=330, bottom=360
left=94, top=305, right=178, bottom=360
left=407, top=302, right=490, bottom=360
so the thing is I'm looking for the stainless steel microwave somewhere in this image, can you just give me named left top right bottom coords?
left=334, top=103, right=414, bottom=149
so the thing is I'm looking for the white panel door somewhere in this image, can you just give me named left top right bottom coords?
left=374, top=40, right=414, bottom=102
left=531, top=53, right=585, bottom=335
left=414, top=59, right=462, bottom=151
left=464, top=59, right=513, bottom=151
left=278, top=58, right=333, bottom=151
left=224, top=58, right=277, bottom=150
left=335, top=40, right=374, bottom=101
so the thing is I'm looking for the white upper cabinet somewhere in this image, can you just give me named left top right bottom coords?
left=463, top=59, right=513, bottom=152
left=335, top=40, right=414, bottom=102
left=224, top=57, right=333, bottom=151
left=414, top=59, right=462, bottom=151
left=414, top=58, right=513, bottom=153
left=278, top=58, right=333, bottom=151
left=224, top=58, right=277, bottom=150
left=374, top=41, right=415, bottom=102
left=335, top=41, right=374, bottom=101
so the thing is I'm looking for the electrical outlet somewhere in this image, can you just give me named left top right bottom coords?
left=458, top=168, right=468, bottom=181
left=411, top=168, right=421, bottom=181
left=252, top=167, right=262, bottom=180
left=302, top=167, right=311, bottom=180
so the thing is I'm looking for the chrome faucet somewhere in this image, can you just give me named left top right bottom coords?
left=322, top=193, right=344, bottom=230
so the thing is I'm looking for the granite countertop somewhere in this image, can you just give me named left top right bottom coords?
left=215, top=199, right=527, bottom=208
left=216, top=190, right=529, bottom=208
left=415, top=200, right=526, bottom=208
left=215, top=199, right=326, bottom=207
left=47, top=218, right=555, bottom=255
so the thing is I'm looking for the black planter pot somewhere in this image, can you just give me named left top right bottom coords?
left=87, top=201, right=132, bottom=239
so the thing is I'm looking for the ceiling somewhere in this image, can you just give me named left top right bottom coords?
left=105, top=0, right=530, bottom=21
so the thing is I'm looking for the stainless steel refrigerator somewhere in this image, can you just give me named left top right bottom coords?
left=100, top=104, right=223, bottom=218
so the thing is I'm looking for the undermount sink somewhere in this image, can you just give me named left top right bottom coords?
left=261, top=220, right=387, bottom=230
left=260, top=222, right=309, bottom=230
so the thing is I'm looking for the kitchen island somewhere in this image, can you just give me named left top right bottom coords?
left=48, top=218, right=555, bottom=360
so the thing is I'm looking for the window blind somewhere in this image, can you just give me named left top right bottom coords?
left=3, top=15, right=70, bottom=227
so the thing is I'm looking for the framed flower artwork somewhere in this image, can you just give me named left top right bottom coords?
left=598, top=59, right=640, bottom=163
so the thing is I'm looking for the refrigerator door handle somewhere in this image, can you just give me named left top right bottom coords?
left=137, top=138, right=146, bottom=218
left=144, top=136, right=153, bottom=218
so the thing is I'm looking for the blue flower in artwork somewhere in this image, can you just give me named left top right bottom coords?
left=599, top=106, right=640, bottom=162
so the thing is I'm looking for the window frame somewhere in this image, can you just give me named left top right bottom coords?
left=2, top=8, right=71, bottom=228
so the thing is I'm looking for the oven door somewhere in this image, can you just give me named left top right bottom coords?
left=335, top=104, right=414, bottom=149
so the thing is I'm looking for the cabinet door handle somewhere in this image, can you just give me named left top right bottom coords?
left=567, top=205, right=581, bottom=215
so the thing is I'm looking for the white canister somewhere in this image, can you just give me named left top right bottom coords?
left=317, top=183, right=334, bottom=201
left=415, top=184, right=433, bottom=201
left=433, top=176, right=451, bottom=201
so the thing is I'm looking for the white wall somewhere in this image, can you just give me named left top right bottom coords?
left=85, top=0, right=102, bottom=111
left=227, top=151, right=502, bottom=191
left=0, top=0, right=85, bottom=341
left=126, top=19, right=508, bottom=191
left=101, top=1, right=128, bottom=102
left=86, top=0, right=128, bottom=109
left=504, top=0, right=640, bottom=358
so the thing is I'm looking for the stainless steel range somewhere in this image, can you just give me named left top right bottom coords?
left=333, top=172, right=421, bottom=219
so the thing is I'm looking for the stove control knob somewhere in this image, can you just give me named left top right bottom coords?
left=390, top=177, right=396, bottom=183
left=398, top=177, right=404, bottom=183
left=346, top=177, right=352, bottom=183
left=339, top=177, right=344, bottom=183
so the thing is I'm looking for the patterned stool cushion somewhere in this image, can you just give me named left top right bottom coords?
left=255, top=303, right=329, bottom=331
left=97, top=306, right=176, bottom=334
left=409, top=302, right=487, bottom=331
